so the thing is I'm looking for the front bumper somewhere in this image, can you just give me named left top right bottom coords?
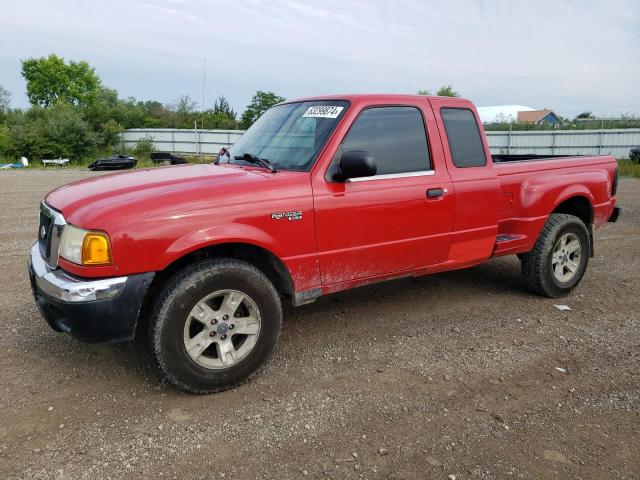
left=28, top=243, right=154, bottom=343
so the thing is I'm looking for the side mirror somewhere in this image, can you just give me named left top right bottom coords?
left=335, top=150, right=377, bottom=181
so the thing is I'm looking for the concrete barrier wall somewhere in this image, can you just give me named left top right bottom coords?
left=121, top=128, right=245, bottom=155
left=122, top=128, right=640, bottom=159
left=485, top=129, right=640, bottom=159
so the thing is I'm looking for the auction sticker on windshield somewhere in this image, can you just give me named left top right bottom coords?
left=302, top=106, right=344, bottom=119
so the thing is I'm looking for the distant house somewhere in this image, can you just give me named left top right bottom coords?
left=517, top=109, right=560, bottom=125
left=477, top=105, right=535, bottom=124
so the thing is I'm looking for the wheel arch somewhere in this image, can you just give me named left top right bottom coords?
left=158, top=222, right=295, bottom=297
left=551, top=195, right=595, bottom=257
left=135, top=241, right=294, bottom=339
left=551, top=195, right=594, bottom=225
left=157, top=241, right=295, bottom=297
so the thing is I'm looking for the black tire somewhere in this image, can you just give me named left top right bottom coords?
left=149, top=258, right=282, bottom=393
left=520, top=213, right=590, bottom=298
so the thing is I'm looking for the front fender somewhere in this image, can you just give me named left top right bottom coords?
left=164, top=223, right=283, bottom=268
left=161, top=223, right=321, bottom=293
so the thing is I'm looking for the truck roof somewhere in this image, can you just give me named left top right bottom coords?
left=283, top=93, right=472, bottom=105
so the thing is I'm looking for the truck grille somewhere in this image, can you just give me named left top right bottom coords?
left=38, top=202, right=66, bottom=268
left=38, top=211, right=53, bottom=261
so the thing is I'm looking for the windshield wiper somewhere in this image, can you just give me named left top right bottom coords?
left=233, top=153, right=277, bottom=173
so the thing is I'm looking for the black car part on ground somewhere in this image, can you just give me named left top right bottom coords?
left=88, top=154, right=137, bottom=171
left=151, top=152, right=189, bottom=165
left=629, top=147, right=640, bottom=162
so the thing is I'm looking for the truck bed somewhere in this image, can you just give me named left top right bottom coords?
left=492, top=154, right=591, bottom=163
left=491, top=153, right=618, bottom=257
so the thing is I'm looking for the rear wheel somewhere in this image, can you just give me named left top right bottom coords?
left=520, top=213, right=590, bottom=298
left=149, top=258, right=282, bottom=393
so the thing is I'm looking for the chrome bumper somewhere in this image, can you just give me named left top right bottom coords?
left=29, top=243, right=127, bottom=303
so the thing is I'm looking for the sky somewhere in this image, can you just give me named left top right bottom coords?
left=1, top=0, right=639, bottom=117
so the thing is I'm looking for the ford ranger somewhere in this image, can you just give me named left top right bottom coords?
left=28, top=94, right=621, bottom=393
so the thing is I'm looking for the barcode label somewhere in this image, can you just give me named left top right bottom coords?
left=302, top=106, right=344, bottom=118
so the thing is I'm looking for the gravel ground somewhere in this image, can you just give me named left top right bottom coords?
left=0, top=169, right=638, bottom=480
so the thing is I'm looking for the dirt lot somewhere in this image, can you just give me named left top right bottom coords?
left=0, top=169, right=638, bottom=480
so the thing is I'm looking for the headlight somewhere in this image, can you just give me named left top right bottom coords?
left=59, top=225, right=113, bottom=266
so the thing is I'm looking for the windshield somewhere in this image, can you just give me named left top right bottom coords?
left=227, top=100, right=349, bottom=171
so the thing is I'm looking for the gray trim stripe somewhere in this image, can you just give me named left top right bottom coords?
left=347, top=170, right=436, bottom=182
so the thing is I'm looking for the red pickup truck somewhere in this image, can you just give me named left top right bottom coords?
left=29, top=94, right=620, bottom=393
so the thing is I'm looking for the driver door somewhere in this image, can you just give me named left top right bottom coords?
left=312, top=104, right=454, bottom=285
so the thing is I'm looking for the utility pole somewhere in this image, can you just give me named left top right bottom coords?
left=201, top=57, right=206, bottom=133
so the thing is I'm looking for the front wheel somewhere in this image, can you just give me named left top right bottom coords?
left=520, top=213, right=590, bottom=298
left=149, top=258, right=282, bottom=393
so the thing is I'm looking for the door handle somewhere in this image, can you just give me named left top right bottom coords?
left=426, top=188, right=446, bottom=198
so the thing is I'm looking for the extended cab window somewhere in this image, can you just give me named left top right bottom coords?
left=441, top=108, right=487, bottom=168
left=336, top=106, right=431, bottom=175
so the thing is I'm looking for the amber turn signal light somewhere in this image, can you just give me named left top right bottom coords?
left=81, top=233, right=112, bottom=265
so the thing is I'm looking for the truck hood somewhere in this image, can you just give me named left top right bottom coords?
left=45, top=164, right=274, bottom=228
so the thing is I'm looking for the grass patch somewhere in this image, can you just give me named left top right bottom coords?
left=618, top=159, right=640, bottom=178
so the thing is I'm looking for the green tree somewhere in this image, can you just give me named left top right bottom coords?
left=213, top=96, right=236, bottom=118
left=0, top=124, right=11, bottom=157
left=575, top=111, right=593, bottom=119
left=418, top=85, right=460, bottom=97
left=83, top=87, right=120, bottom=131
left=201, top=96, right=238, bottom=129
left=435, top=85, right=459, bottom=97
left=240, top=90, right=285, bottom=129
left=0, top=84, right=10, bottom=116
left=174, top=94, right=198, bottom=113
left=170, top=95, right=198, bottom=128
left=10, top=103, right=98, bottom=160
left=21, top=54, right=101, bottom=108
left=99, top=119, right=124, bottom=150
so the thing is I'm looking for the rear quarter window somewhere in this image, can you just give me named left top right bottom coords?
left=441, top=108, right=487, bottom=168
